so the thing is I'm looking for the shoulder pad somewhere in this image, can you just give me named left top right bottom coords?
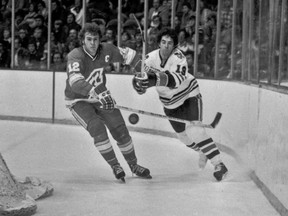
left=68, top=47, right=84, bottom=59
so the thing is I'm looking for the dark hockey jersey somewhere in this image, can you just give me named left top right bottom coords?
left=65, top=43, right=136, bottom=106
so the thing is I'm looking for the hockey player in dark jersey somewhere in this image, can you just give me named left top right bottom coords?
left=132, top=28, right=228, bottom=181
left=65, top=23, right=151, bottom=182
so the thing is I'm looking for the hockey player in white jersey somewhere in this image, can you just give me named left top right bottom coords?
left=132, top=28, right=228, bottom=181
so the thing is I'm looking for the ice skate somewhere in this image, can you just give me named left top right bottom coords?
left=213, top=162, right=228, bottom=181
left=129, top=164, right=152, bottom=179
left=198, top=151, right=208, bottom=170
left=112, top=164, right=126, bottom=182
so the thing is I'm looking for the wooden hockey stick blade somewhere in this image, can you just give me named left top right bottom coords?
left=116, top=105, right=221, bottom=129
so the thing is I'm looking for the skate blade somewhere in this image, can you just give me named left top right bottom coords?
left=140, top=174, right=152, bottom=179
left=146, top=175, right=152, bottom=179
left=119, top=177, right=126, bottom=183
left=132, top=174, right=152, bottom=179
left=215, top=172, right=228, bottom=182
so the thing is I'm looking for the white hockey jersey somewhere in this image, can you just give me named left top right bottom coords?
left=145, top=48, right=200, bottom=109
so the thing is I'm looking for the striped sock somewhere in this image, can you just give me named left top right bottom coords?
left=94, top=139, right=118, bottom=167
left=117, top=138, right=137, bottom=165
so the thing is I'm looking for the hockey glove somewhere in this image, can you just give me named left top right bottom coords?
left=89, top=83, right=116, bottom=110
left=132, top=72, right=149, bottom=95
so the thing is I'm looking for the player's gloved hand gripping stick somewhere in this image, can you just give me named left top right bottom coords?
left=88, top=83, right=116, bottom=110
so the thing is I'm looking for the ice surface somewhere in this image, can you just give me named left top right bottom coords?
left=0, top=121, right=279, bottom=216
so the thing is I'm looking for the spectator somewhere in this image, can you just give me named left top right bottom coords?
left=104, top=63, right=117, bottom=73
left=51, top=0, right=67, bottom=25
left=87, top=0, right=115, bottom=21
left=191, top=29, right=211, bottom=76
left=176, top=0, right=195, bottom=18
left=134, top=30, right=143, bottom=57
left=64, top=13, right=81, bottom=36
left=147, top=15, right=163, bottom=36
left=146, top=32, right=158, bottom=53
left=22, top=2, right=38, bottom=24
left=17, top=28, right=29, bottom=49
left=52, top=19, right=67, bottom=44
left=0, top=0, right=11, bottom=21
left=30, top=27, right=46, bottom=60
left=91, top=18, right=106, bottom=36
left=52, top=51, right=66, bottom=71
left=63, top=39, right=80, bottom=61
left=0, top=5, right=11, bottom=33
left=34, top=14, right=48, bottom=40
left=120, top=30, right=135, bottom=49
left=199, top=0, right=214, bottom=27
left=148, top=0, right=161, bottom=22
left=15, top=9, right=26, bottom=31
left=174, top=15, right=181, bottom=33
left=62, top=28, right=80, bottom=57
left=159, top=0, right=171, bottom=27
left=102, top=27, right=117, bottom=45
left=220, top=0, right=233, bottom=31
left=7, top=0, right=28, bottom=15
left=70, top=1, right=84, bottom=25
left=1, top=28, right=11, bottom=50
left=148, top=0, right=169, bottom=27
left=22, top=16, right=38, bottom=37
left=15, top=3, right=37, bottom=34
left=67, top=28, right=79, bottom=43
left=123, top=19, right=138, bottom=42
left=177, top=28, right=193, bottom=55
left=0, top=40, right=10, bottom=68
left=25, top=38, right=42, bottom=69
left=12, top=36, right=28, bottom=69
left=180, top=2, right=195, bottom=30
left=216, top=42, right=231, bottom=78
left=203, top=13, right=217, bottom=43
left=37, top=0, right=48, bottom=21
left=220, top=0, right=233, bottom=45
left=185, top=50, right=195, bottom=76
left=184, top=15, right=196, bottom=40
left=42, top=30, right=63, bottom=66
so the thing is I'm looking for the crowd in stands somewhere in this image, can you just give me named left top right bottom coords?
left=0, top=0, right=236, bottom=78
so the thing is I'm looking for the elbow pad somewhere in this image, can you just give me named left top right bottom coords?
left=164, top=71, right=176, bottom=88
left=146, top=70, right=176, bottom=88
left=147, top=71, right=169, bottom=87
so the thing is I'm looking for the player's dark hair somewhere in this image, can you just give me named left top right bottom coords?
left=157, top=27, right=178, bottom=46
left=78, top=22, right=102, bottom=41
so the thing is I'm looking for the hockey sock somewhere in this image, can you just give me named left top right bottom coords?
left=197, top=138, right=221, bottom=165
left=94, top=139, right=119, bottom=167
left=117, top=138, right=137, bottom=165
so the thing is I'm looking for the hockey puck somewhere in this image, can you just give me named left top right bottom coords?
left=128, top=113, right=139, bottom=125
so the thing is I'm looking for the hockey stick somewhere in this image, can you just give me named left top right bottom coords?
left=132, top=13, right=146, bottom=76
left=66, top=98, right=221, bottom=128
left=132, top=13, right=144, bottom=43
left=116, top=105, right=222, bottom=129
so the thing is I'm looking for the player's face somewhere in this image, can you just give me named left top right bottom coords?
left=159, top=35, right=174, bottom=58
left=83, top=32, right=100, bottom=56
